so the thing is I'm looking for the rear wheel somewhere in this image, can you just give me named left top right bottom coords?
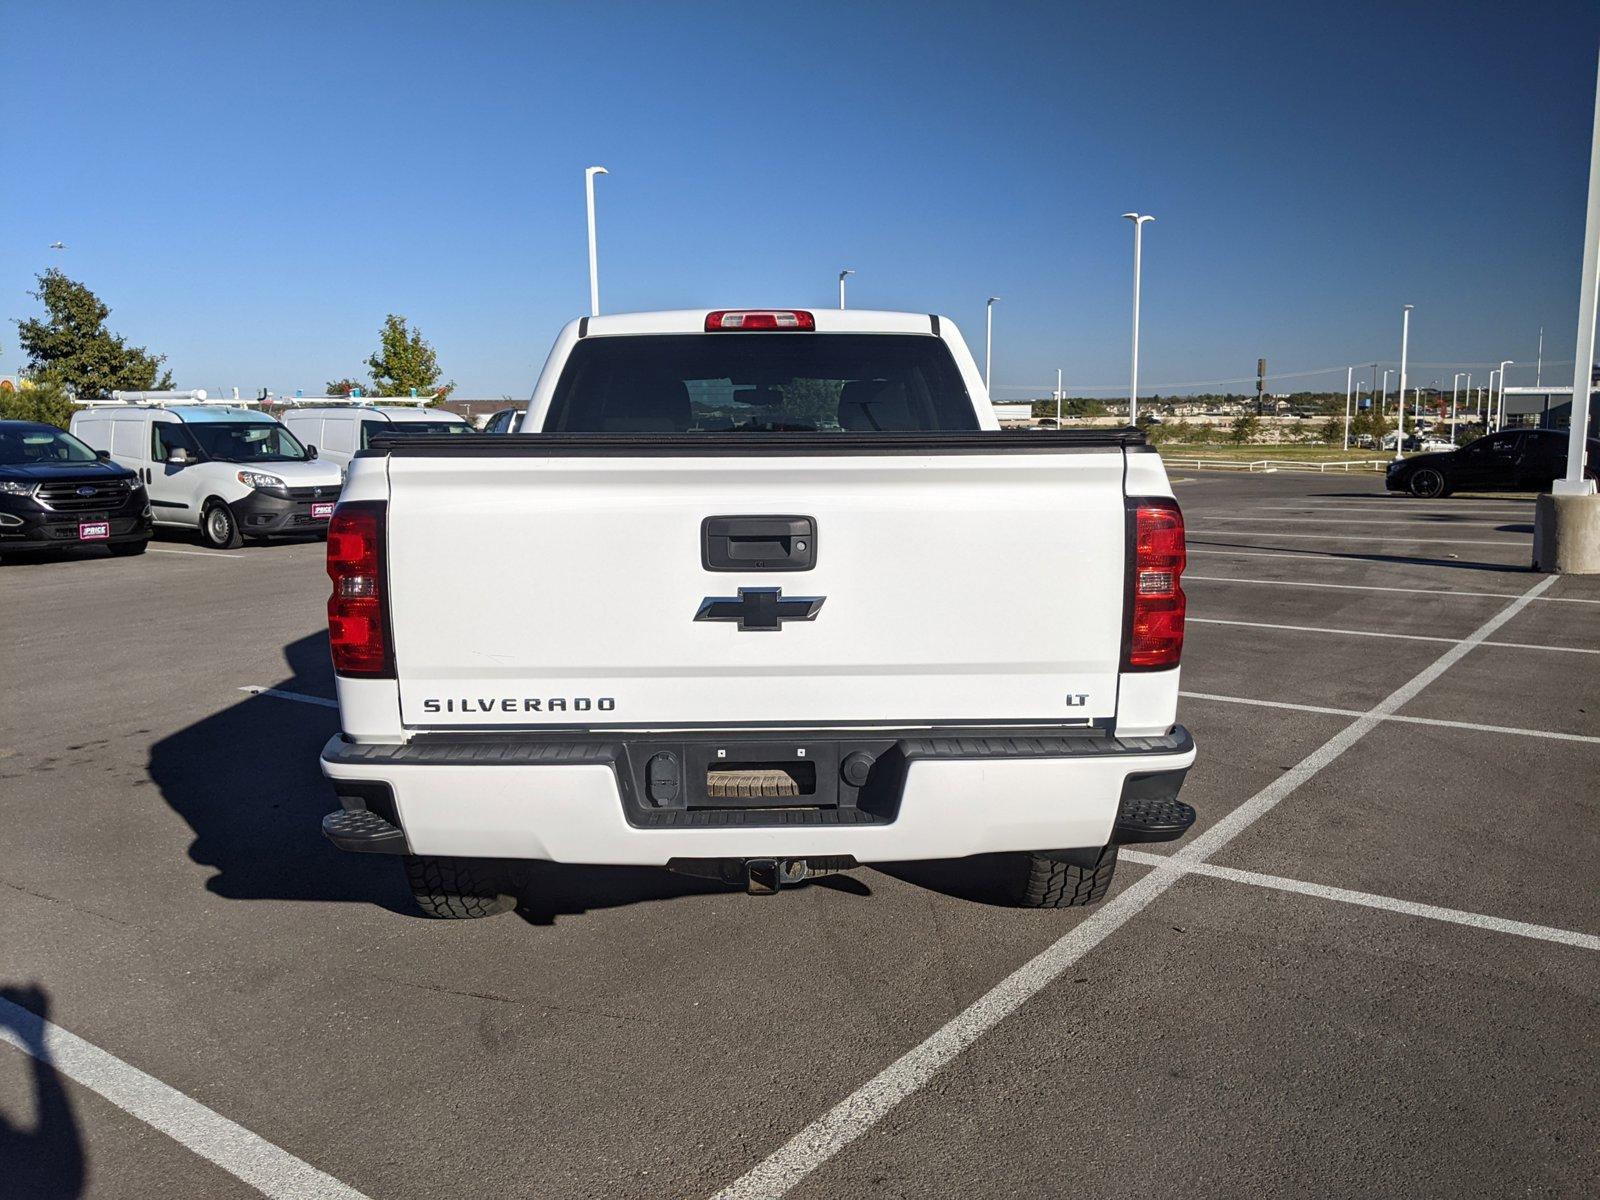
left=108, top=538, right=148, bottom=557
left=1408, top=468, right=1447, bottom=499
left=200, top=501, right=242, bottom=549
left=402, top=855, right=516, bottom=919
left=1009, top=845, right=1119, bottom=908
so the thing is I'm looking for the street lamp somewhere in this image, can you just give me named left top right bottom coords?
left=1056, top=367, right=1064, bottom=425
left=985, top=296, right=1000, bottom=396
left=1487, top=370, right=1500, bottom=429
left=1343, top=365, right=1354, bottom=450
left=838, top=269, right=854, bottom=310
left=1379, top=368, right=1392, bottom=415
left=1495, top=359, right=1513, bottom=429
left=1122, top=213, right=1155, bottom=426
left=1451, top=372, right=1464, bottom=443
left=1394, top=304, right=1414, bottom=462
left=585, top=166, right=608, bottom=317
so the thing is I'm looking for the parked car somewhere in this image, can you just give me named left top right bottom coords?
left=0, top=420, right=152, bottom=561
left=317, top=307, right=1197, bottom=918
left=482, top=407, right=524, bottom=434
left=1385, top=428, right=1600, bottom=498
left=280, top=402, right=475, bottom=472
left=71, top=400, right=344, bottom=548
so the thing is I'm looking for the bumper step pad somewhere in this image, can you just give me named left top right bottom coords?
left=1112, top=795, right=1196, bottom=844
left=322, top=807, right=408, bottom=853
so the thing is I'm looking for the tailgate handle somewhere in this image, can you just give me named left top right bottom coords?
left=702, top=515, right=816, bottom=571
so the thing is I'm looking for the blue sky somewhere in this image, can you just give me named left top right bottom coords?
left=5, top=1, right=1600, bottom=398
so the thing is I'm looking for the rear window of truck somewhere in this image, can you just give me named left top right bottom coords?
left=543, top=334, right=979, bottom=433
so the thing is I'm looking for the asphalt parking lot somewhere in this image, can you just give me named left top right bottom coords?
left=1, top=468, right=1596, bottom=1200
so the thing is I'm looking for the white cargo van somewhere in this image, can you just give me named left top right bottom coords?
left=71, top=393, right=344, bottom=548
left=279, top=401, right=474, bottom=471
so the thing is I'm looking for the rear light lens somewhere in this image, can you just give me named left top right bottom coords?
left=326, top=501, right=392, bottom=677
left=1124, top=498, right=1186, bottom=670
left=704, top=310, right=816, bottom=331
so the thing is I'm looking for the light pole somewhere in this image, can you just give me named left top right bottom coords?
left=1394, top=304, right=1413, bottom=462
left=1451, top=372, right=1464, bottom=443
left=1343, top=365, right=1353, bottom=450
left=585, top=165, right=608, bottom=317
left=1495, top=359, right=1513, bottom=429
left=1380, top=368, right=1392, bottom=415
left=984, top=296, right=1000, bottom=396
left=1537, top=325, right=1545, bottom=387
left=1554, top=46, right=1600, bottom=499
left=1056, top=367, right=1063, bottom=425
left=1122, top=213, right=1155, bottom=426
left=1487, top=370, right=1499, bottom=429
left=838, top=269, right=854, bottom=310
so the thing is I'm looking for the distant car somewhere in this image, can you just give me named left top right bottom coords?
left=1385, top=428, right=1600, bottom=498
left=482, top=407, right=524, bottom=434
left=1418, top=438, right=1456, bottom=453
left=0, top=420, right=152, bottom=560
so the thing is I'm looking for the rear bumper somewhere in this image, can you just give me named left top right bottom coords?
left=319, top=726, right=1196, bottom=864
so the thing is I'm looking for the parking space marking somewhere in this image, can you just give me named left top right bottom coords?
left=0, top=994, right=370, bottom=1200
left=239, top=686, right=339, bottom=708
left=709, top=574, right=1556, bottom=1200
left=1195, top=515, right=1516, bottom=527
left=1184, top=574, right=1600, bottom=605
left=1189, top=529, right=1527, bottom=546
left=1179, top=689, right=1600, bottom=745
left=148, top=548, right=245, bottom=560
left=1187, top=616, right=1600, bottom=655
left=1187, top=546, right=1520, bottom=568
left=1119, top=851, right=1600, bottom=951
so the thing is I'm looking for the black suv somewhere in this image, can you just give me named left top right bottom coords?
left=0, top=420, right=153, bottom=559
left=1385, top=428, right=1600, bottom=498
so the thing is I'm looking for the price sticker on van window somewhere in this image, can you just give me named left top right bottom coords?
left=311, top=502, right=334, bottom=520
left=78, top=521, right=110, bottom=540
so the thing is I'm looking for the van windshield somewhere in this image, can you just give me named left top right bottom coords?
left=543, top=334, right=979, bottom=433
left=187, top=422, right=308, bottom=463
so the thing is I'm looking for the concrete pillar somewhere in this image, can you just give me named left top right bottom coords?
left=1533, top=493, right=1600, bottom=573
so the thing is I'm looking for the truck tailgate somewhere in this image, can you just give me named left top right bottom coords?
left=384, top=445, right=1128, bottom=729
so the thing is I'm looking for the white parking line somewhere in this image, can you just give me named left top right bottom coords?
left=1118, top=851, right=1600, bottom=952
left=1183, top=574, right=1600, bottom=605
left=148, top=548, right=245, bottom=560
left=0, top=995, right=370, bottom=1200
left=1252, top=503, right=1533, bottom=514
left=708, top=574, right=1556, bottom=1200
left=1194, top=515, right=1519, bottom=527
left=1189, top=529, right=1527, bottom=546
left=1186, top=616, right=1600, bottom=655
left=240, top=686, right=339, bottom=708
left=1178, top=689, right=1600, bottom=745
left=1187, top=546, right=1518, bottom=567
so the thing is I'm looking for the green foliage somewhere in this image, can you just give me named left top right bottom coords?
left=1319, top=414, right=1343, bottom=443
left=1030, top=397, right=1107, bottom=419
left=15, top=269, right=172, bottom=398
left=0, top=381, right=76, bottom=429
left=364, top=314, right=452, bottom=400
left=1228, top=412, right=1260, bottom=444
left=325, top=378, right=367, bottom=397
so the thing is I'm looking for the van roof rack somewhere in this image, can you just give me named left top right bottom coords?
left=74, top=390, right=262, bottom=409
left=276, top=395, right=435, bottom=408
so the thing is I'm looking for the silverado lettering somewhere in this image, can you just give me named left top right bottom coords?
left=421, top=697, right=616, bottom=713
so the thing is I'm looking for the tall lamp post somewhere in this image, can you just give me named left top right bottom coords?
left=1555, top=47, right=1600, bottom=499
left=985, top=296, right=1000, bottom=396
left=1056, top=367, right=1064, bottom=425
left=1343, top=365, right=1354, bottom=450
left=1122, top=213, right=1155, bottom=426
left=1487, top=370, right=1500, bottom=430
left=1495, top=359, right=1513, bottom=429
left=1451, top=372, right=1464, bottom=443
left=585, top=166, right=608, bottom=317
left=1394, top=305, right=1414, bottom=462
left=838, top=269, right=854, bottom=310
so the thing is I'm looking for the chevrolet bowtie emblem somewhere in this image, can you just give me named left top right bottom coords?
left=694, top=587, right=825, bottom=632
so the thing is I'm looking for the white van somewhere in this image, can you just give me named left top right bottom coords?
left=279, top=401, right=474, bottom=471
left=71, top=394, right=345, bottom=548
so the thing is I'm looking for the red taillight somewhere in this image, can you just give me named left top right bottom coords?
left=704, top=310, right=816, bottom=332
left=326, top=501, right=392, bottom=677
left=1124, top=498, right=1186, bottom=670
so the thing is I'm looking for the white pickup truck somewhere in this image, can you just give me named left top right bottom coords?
left=318, top=308, right=1195, bottom=917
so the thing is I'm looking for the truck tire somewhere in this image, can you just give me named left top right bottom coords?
left=402, top=855, right=516, bottom=919
left=1011, top=845, right=1119, bottom=908
left=200, top=501, right=243, bottom=549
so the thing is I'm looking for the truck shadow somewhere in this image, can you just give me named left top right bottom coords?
left=147, top=632, right=413, bottom=913
left=1186, top=537, right=1532, bottom=574
left=872, top=855, right=1018, bottom=906
left=0, top=984, right=87, bottom=1200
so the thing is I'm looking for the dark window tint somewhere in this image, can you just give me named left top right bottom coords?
left=0, top=424, right=98, bottom=465
left=187, top=422, right=308, bottom=463
left=360, top=419, right=475, bottom=447
left=543, top=334, right=978, bottom=433
left=152, top=422, right=197, bottom=460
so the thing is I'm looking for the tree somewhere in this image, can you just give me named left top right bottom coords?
left=15, top=270, right=172, bottom=398
left=1228, top=412, right=1260, bottom=445
left=364, top=314, right=452, bottom=399
left=325, top=378, right=367, bottom=397
left=0, top=378, right=76, bottom=429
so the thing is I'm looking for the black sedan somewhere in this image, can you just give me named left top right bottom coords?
left=1385, top=428, right=1600, bottom=498
left=0, top=420, right=153, bottom=560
